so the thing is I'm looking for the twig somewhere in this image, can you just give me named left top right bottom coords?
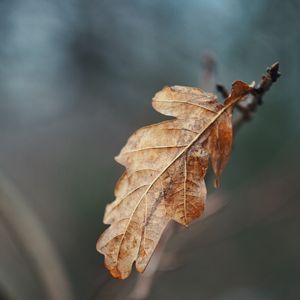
left=217, top=62, right=281, bottom=133
left=252, top=62, right=281, bottom=102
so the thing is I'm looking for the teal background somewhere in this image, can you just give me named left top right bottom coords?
left=0, top=1, right=299, bottom=299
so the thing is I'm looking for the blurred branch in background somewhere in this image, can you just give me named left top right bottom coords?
left=0, top=173, right=74, bottom=300
left=200, top=53, right=217, bottom=92
left=128, top=225, right=174, bottom=300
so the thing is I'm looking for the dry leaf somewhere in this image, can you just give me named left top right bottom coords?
left=96, top=80, right=252, bottom=279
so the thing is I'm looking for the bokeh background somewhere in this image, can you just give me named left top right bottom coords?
left=0, top=0, right=299, bottom=299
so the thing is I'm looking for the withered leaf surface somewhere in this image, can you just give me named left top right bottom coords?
left=97, top=81, right=252, bottom=279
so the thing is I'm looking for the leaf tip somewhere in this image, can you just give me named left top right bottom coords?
left=114, top=154, right=121, bottom=163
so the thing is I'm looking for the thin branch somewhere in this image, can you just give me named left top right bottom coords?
left=252, top=62, right=281, bottom=102
left=217, top=62, right=281, bottom=133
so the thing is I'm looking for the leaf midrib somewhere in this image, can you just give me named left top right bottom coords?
left=114, top=96, right=241, bottom=266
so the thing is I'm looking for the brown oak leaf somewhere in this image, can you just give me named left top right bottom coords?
left=96, top=80, right=252, bottom=279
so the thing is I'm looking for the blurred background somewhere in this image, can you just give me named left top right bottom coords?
left=0, top=0, right=299, bottom=299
